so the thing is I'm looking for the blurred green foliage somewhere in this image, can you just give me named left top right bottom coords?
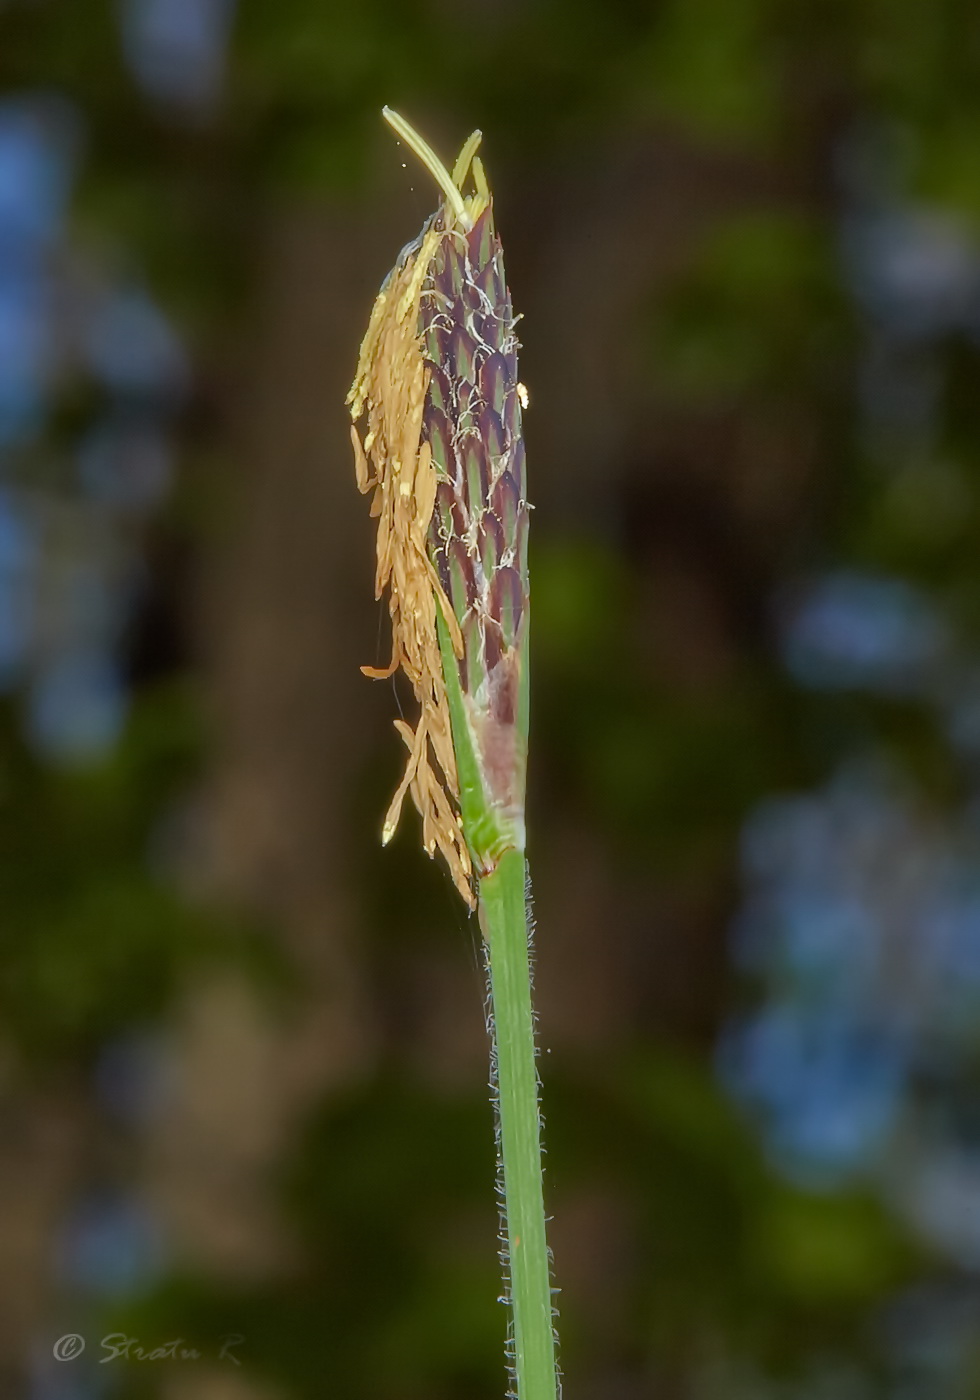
left=0, top=685, right=281, bottom=1064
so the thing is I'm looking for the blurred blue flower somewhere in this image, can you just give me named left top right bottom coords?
left=55, top=1189, right=163, bottom=1297
left=722, top=1005, right=904, bottom=1177
left=83, top=285, right=188, bottom=400
left=781, top=571, right=947, bottom=694
left=0, top=97, right=79, bottom=443
left=77, top=417, right=173, bottom=509
left=0, top=98, right=78, bottom=246
left=28, top=649, right=128, bottom=760
left=0, top=489, right=37, bottom=686
left=120, top=0, right=236, bottom=112
left=842, top=207, right=980, bottom=341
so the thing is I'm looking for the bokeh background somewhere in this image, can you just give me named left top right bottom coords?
left=3, top=2, right=980, bottom=1398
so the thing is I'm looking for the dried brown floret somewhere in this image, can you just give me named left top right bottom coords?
left=347, top=220, right=474, bottom=907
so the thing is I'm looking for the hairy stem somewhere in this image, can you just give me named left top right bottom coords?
left=480, top=848, right=557, bottom=1400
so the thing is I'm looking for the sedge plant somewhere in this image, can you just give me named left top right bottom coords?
left=347, top=110, right=559, bottom=1400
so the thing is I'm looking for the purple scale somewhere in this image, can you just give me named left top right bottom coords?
left=477, top=404, right=507, bottom=460
left=479, top=512, right=505, bottom=575
left=460, top=434, right=484, bottom=514
left=515, top=507, right=529, bottom=581
left=448, top=538, right=475, bottom=622
left=474, top=256, right=500, bottom=305
left=509, top=438, right=526, bottom=497
left=460, top=269, right=485, bottom=314
left=479, top=350, right=510, bottom=414
left=439, top=238, right=465, bottom=296
left=432, top=480, right=468, bottom=542
left=425, top=320, right=450, bottom=365
left=483, top=620, right=503, bottom=676
left=426, top=362, right=454, bottom=415
left=425, top=405, right=453, bottom=475
left=490, top=469, right=520, bottom=545
left=489, top=566, right=524, bottom=646
left=455, top=378, right=481, bottom=425
left=468, top=206, right=495, bottom=271
left=474, top=312, right=503, bottom=352
left=447, top=322, right=478, bottom=384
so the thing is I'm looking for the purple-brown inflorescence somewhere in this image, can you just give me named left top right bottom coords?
left=423, top=197, right=530, bottom=857
left=348, top=112, right=530, bottom=906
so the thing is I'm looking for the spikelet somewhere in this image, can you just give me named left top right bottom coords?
left=348, top=110, right=529, bottom=905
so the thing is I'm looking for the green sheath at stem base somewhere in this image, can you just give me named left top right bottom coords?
left=480, top=848, right=558, bottom=1400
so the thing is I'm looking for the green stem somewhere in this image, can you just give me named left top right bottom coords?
left=480, top=847, right=558, bottom=1400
